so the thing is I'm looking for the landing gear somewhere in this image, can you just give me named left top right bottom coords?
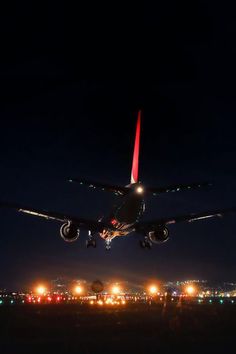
left=105, top=239, right=112, bottom=251
left=140, top=237, right=152, bottom=249
left=86, top=231, right=96, bottom=248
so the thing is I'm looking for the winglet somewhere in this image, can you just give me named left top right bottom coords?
left=130, top=110, right=141, bottom=184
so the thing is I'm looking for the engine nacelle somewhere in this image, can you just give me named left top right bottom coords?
left=60, top=222, right=79, bottom=242
left=148, top=227, right=169, bottom=244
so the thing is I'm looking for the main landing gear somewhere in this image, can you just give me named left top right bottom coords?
left=140, top=237, right=152, bottom=249
left=86, top=231, right=96, bottom=248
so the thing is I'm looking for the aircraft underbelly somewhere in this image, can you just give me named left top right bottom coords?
left=99, top=228, right=130, bottom=240
left=115, top=195, right=143, bottom=224
left=99, top=194, right=144, bottom=241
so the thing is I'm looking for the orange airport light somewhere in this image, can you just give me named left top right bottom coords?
left=111, top=285, right=121, bottom=295
left=148, top=285, right=158, bottom=295
left=36, top=285, right=47, bottom=295
left=185, top=285, right=196, bottom=296
left=105, top=298, right=113, bottom=304
left=74, top=285, right=83, bottom=295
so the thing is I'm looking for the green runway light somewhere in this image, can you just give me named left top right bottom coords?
left=10, top=300, right=14, bottom=304
left=209, top=299, right=212, bottom=303
left=231, top=300, right=234, bottom=304
left=0, top=300, right=3, bottom=304
left=220, top=299, right=223, bottom=304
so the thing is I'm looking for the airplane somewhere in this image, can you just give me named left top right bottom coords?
left=0, top=110, right=235, bottom=250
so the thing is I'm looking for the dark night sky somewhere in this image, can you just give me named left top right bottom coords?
left=0, top=2, right=236, bottom=289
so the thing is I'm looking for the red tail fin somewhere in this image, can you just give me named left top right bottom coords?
left=130, top=110, right=141, bottom=184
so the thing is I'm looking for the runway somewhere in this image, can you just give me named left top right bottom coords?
left=0, top=302, right=235, bottom=354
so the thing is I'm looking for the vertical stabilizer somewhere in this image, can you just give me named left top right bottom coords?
left=130, top=110, right=141, bottom=184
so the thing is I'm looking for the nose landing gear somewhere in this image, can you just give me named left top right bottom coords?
left=105, top=239, right=112, bottom=251
left=86, top=231, right=97, bottom=248
left=86, top=239, right=96, bottom=248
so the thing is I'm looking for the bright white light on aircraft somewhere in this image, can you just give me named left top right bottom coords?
left=136, top=186, right=144, bottom=194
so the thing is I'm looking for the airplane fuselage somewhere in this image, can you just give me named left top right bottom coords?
left=100, top=187, right=145, bottom=240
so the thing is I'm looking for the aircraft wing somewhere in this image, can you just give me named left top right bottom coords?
left=136, top=207, right=236, bottom=232
left=147, top=181, right=212, bottom=196
left=0, top=201, right=106, bottom=232
left=69, top=178, right=129, bottom=195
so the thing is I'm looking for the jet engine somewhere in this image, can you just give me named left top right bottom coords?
left=60, top=222, right=79, bottom=242
left=148, top=227, right=169, bottom=244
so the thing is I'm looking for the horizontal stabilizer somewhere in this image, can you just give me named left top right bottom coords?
left=68, top=178, right=129, bottom=195
left=147, top=181, right=212, bottom=196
